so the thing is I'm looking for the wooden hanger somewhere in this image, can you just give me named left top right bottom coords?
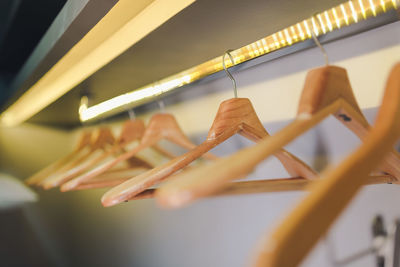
left=154, top=65, right=400, bottom=209
left=253, top=62, right=400, bottom=267
left=72, top=167, right=150, bottom=190
left=117, top=174, right=393, bottom=201
left=40, top=120, right=159, bottom=189
left=39, top=125, right=151, bottom=189
left=100, top=49, right=319, bottom=207
left=55, top=119, right=177, bottom=191
left=25, top=130, right=93, bottom=185
left=59, top=112, right=218, bottom=192
left=118, top=119, right=177, bottom=159
left=100, top=97, right=318, bottom=207
left=32, top=128, right=110, bottom=187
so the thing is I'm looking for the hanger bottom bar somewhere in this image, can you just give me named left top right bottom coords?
left=123, top=175, right=396, bottom=201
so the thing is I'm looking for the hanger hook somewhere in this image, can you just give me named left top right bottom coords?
left=128, top=109, right=136, bottom=120
left=154, top=81, right=166, bottom=113
left=309, top=14, right=329, bottom=66
left=222, top=49, right=238, bottom=98
left=158, top=99, right=166, bottom=113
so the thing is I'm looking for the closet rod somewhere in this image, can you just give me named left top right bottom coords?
left=80, top=0, right=400, bottom=123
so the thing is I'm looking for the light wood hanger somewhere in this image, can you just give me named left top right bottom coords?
left=100, top=49, right=318, bottom=207
left=25, top=130, right=93, bottom=185
left=33, top=127, right=114, bottom=187
left=72, top=167, right=150, bottom=190
left=253, top=62, right=400, bottom=267
left=118, top=118, right=178, bottom=159
left=72, top=119, right=180, bottom=189
left=59, top=112, right=218, bottom=192
left=56, top=118, right=177, bottom=191
left=154, top=64, right=400, bottom=208
left=39, top=125, right=152, bottom=189
left=117, top=175, right=394, bottom=201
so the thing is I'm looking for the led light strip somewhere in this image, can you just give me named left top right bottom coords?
left=78, top=0, right=399, bottom=122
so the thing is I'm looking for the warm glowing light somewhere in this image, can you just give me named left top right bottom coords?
left=333, top=8, right=341, bottom=28
left=272, top=34, right=280, bottom=48
left=252, top=43, right=260, bottom=56
left=303, top=20, right=311, bottom=37
left=317, top=14, right=327, bottom=34
left=324, top=11, right=333, bottom=31
left=278, top=31, right=285, bottom=45
left=297, top=23, right=305, bottom=40
left=380, top=0, right=387, bottom=11
left=359, top=0, right=367, bottom=18
left=392, top=0, right=398, bottom=8
left=290, top=26, right=298, bottom=41
left=247, top=45, right=254, bottom=57
left=369, top=0, right=377, bottom=15
left=284, top=29, right=292, bottom=44
left=80, top=75, right=192, bottom=121
left=341, top=4, right=350, bottom=24
left=350, top=1, right=359, bottom=22
left=261, top=39, right=269, bottom=52
left=79, top=95, right=89, bottom=116
left=311, top=17, right=319, bottom=35
left=256, top=41, right=263, bottom=53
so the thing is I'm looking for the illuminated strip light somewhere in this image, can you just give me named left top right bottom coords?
left=311, top=16, right=320, bottom=35
left=303, top=20, right=312, bottom=38
left=80, top=75, right=192, bottom=121
left=369, top=0, right=377, bottom=15
left=332, top=8, right=341, bottom=28
left=0, top=0, right=396, bottom=125
left=297, top=23, right=305, bottom=40
left=78, top=0, right=398, bottom=122
left=381, top=0, right=387, bottom=11
left=317, top=14, right=326, bottom=34
left=349, top=1, right=359, bottom=22
left=289, top=26, right=297, bottom=41
left=341, top=4, right=350, bottom=25
left=325, top=11, right=334, bottom=31
left=359, top=0, right=367, bottom=18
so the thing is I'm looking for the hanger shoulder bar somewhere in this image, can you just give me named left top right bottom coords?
left=253, top=63, right=400, bottom=267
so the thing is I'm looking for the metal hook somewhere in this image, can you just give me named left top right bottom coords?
left=128, top=109, right=136, bottom=120
left=158, top=99, right=166, bottom=113
left=309, top=14, right=329, bottom=65
left=222, top=49, right=238, bottom=98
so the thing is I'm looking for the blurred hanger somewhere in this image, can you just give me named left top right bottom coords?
left=39, top=127, right=118, bottom=188
left=154, top=25, right=400, bottom=209
left=60, top=98, right=217, bottom=192
left=118, top=174, right=393, bottom=202
left=253, top=62, right=400, bottom=267
left=119, top=109, right=177, bottom=159
left=100, top=50, right=318, bottom=207
left=61, top=113, right=177, bottom=191
left=25, top=130, right=93, bottom=185
left=40, top=119, right=153, bottom=189
left=30, top=127, right=113, bottom=187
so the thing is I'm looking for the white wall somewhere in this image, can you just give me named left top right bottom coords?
left=0, top=123, right=73, bottom=178
left=1, top=21, right=400, bottom=267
